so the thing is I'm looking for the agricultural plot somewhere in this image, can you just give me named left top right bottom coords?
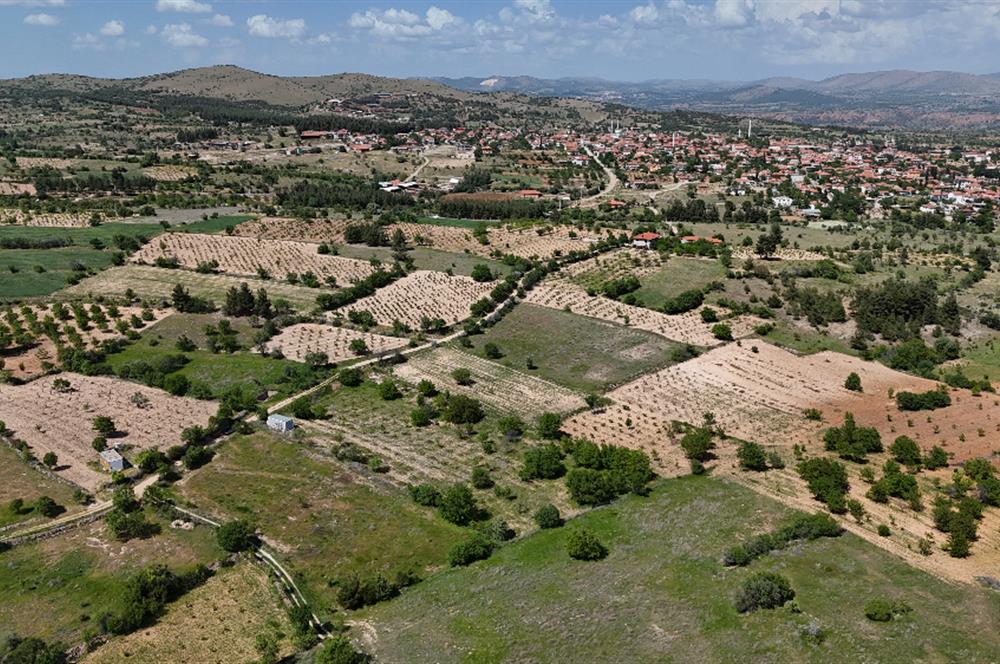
left=131, top=233, right=375, bottom=284
left=0, top=442, right=82, bottom=529
left=394, top=347, right=587, bottom=418
left=632, top=256, right=728, bottom=308
left=83, top=563, right=294, bottom=664
left=178, top=432, right=467, bottom=618
left=525, top=282, right=763, bottom=347
left=140, top=165, right=196, bottom=182
left=260, top=323, right=408, bottom=364
left=558, top=247, right=665, bottom=290
left=340, top=270, right=493, bottom=328
left=60, top=264, right=329, bottom=310
left=1, top=303, right=169, bottom=380
left=0, top=209, right=92, bottom=227
left=358, top=477, right=1000, bottom=664
left=465, top=303, right=683, bottom=393
left=732, top=246, right=829, bottom=261
left=0, top=373, right=216, bottom=491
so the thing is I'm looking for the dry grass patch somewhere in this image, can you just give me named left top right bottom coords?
left=141, top=165, right=196, bottom=182
left=0, top=373, right=216, bottom=491
left=260, top=323, right=407, bottom=363
left=394, top=347, right=587, bottom=418
left=0, top=209, right=92, bottom=227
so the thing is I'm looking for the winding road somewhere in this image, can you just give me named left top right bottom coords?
left=576, top=143, right=619, bottom=208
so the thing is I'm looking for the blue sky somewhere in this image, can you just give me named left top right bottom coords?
left=2, top=0, right=1000, bottom=81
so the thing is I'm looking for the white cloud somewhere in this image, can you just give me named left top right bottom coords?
left=23, top=12, right=58, bottom=25
left=349, top=6, right=466, bottom=41
left=162, top=22, right=208, bottom=47
left=72, top=32, right=102, bottom=50
left=206, top=13, right=232, bottom=27
left=246, top=14, right=306, bottom=38
left=714, top=0, right=755, bottom=28
left=100, top=19, right=125, bottom=36
left=513, top=0, right=556, bottom=23
left=426, top=6, right=460, bottom=31
left=628, top=3, right=659, bottom=25
left=156, top=0, right=211, bottom=14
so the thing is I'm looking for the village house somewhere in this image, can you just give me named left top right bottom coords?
left=632, top=232, right=661, bottom=249
left=267, top=414, right=295, bottom=433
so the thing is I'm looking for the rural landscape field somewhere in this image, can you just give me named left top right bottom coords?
left=2, top=2, right=1000, bottom=662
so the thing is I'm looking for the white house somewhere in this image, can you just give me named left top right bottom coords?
left=772, top=196, right=794, bottom=209
left=267, top=414, right=295, bottom=433
left=99, top=449, right=125, bottom=472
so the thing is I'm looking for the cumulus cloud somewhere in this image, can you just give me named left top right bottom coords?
left=23, top=12, right=58, bottom=25
left=162, top=22, right=208, bottom=47
left=247, top=14, right=306, bottom=38
left=714, top=0, right=755, bottom=28
left=206, top=13, right=233, bottom=27
left=99, top=19, right=125, bottom=36
left=349, top=6, right=465, bottom=41
left=156, top=0, right=211, bottom=13
left=0, top=0, right=64, bottom=5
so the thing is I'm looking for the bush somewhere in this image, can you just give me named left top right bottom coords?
left=877, top=524, right=891, bottom=537
left=796, top=457, right=849, bottom=512
left=565, top=467, right=616, bottom=505
left=448, top=533, right=495, bottom=567
left=438, top=483, right=478, bottom=526
left=314, top=635, right=370, bottom=664
left=680, top=427, right=714, bottom=462
left=733, top=572, right=795, bottom=613
left=337, top=367, right=364, bottom=387
left=378, top=380, right=401, bottom=400
left=844, top=372, right=862, bottom=392
left=723, top=512, right=842, bottom=566
left=737, top=441, right=768, bottom=471
left=864, top=598, right=912, bottom=622
left=520, top=444, right=565, bottom=480
left=534, top=504, right=562, bottom=529
left=662, top=289, right=703, bottom=314
left=471, top=465, right=494, bottom=489
left=924, top=445, right=948, bottom=469
left=565, top=527, right=608, bottom=561
left=442, top=394, right=484, bottom=424
left=451, top=367, right=473, bottom=385
left=889, top=435, right=922, bottom=468
left=536, top=412, right=562, bottom=439
left=711, top=323, right=733, bottom=341
left=217, top=519, right=256, bottom=552
left=483, top=342, right=503, bottom=359
left=0, top=636, right=68, bottom=664
left=408, top=483, right=441, bottom=507
left=823, top=413, right=882, bottom=462
left=896, top=388, right=951, bottom=411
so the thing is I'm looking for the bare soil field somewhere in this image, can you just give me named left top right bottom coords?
left=394, top=347, right=586, bottom=418
left=0, top=373, right=216, bottom=491
left=60, top=265, right=329, bottom=310
left=83, top=563, right=294, bottom=664
left=340, top=270, right=493, bottom=328
left=131, top=233, right=375, bottom=284
left=260, top=323, right=407, bottom=364
left=557, top=247, right=665, bottom=288
left=524, top=282, right=763, bottom=347
left=0, top=182, right=36, bottom=196
left=0, top=209, right=93, bottom=227
left=141, top=165, right=196, bottom=182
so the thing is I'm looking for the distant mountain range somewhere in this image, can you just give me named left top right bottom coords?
left=433, top=70, right=1000, bottom=130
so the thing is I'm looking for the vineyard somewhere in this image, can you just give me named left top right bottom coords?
left=131, top=233, right=375, bottom=284
left=524, top=282, right=764, bottom=347
left=0, top=373, right=216, bottom=491
left=140, top=165, right=197, bottom=182
left=340, top=270, right=493, bottom=328
left=732, top=247, right=828, bottom=262
left=557, top=247, right=665, bottom=289
left=394, top=347, right=587, bottom=418
left=60, top=265, right=329, bottom=310
left=260, top=323, right=407, bottom=363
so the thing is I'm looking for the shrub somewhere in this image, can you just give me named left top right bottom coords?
left=924, top=445, right=948, bottom=470
left=378, top=380, right=401, bottom=400
left=471, top=465, right=494, bottom=489
left=844, top=372, right=862, bottom=392
left=711, top=323, right=733, bottom=341
left=733, top=572, right=795, bottom=613
left=534, top=504, right=562, bottom=529
left=877, top=524, right=891, bottom=537
left=217, top=519, right=256, bottom=552
left=737, top=441, right=768, bottom=471
left=442, top=394, right=484, bottom=424
left=34, top=495, right=63, bottom=518
left=536, top=412, right=562, bottom=439
left=864, top=598, right=912, bottom=622
left=565, top=527, right=608, bottom=561
left=680, top=427, right=714, bottom=462
left=896, top=388, right=951, bottom=411
left=448, top=533, right=495, bottom=567
left=483, top=342, right=503, bottom=359
left=889, top=435, right=922, bottom=468
left=796, top=457, right=849, bottom=512
left=337, top=367, right=364, bottom=387
left=823, top=413, right=882, bottom=462
left=408, top=483, right=441, bottom=507
left=438, top=484, right=478, bottom=526
left=662, top=289, right=703, bottom=314
left=314, top=635, right=370, bottom=664
left=723, top=512, right=842, bottom=566
left=565, top=468, right=616, bottom=506
left=451, top=367, right=473, bottom=385
left=520, top=444, right=566, bottom=480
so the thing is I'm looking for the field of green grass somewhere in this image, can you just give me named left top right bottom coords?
left=360, top=476, right=1000, bottom=663
left=0, top=444, right=82, bottom=528
left=416, top=217, right=500, bottom=230
left=956, top=334, right=1000, bottom=382
left=171, top=214, right=254, bottom=235
left=633, top=256, right=727, bottom=309
left=465, top=303, right=681, bottom=392
left=0, top=223, right=164, bottom=300
left=0, top=509, right=220, bottom=646
left=759, top=324, right=858, bottom=356
left=179, top=432, right=467, bottom=618
left=104, top=313, right=322, bottom=397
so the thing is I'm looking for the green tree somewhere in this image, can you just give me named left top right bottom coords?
left=217, top=520, right=256, bottom=552
left=314, top=636, right=370, bottom=664
left=737, top=441, right=768, bottom=471
left=733, top=572, right=795, bottom=613
left=536, top=412, right=562, bottom=439
left=566, top=527, right=608, bottom=560
left=438, top=484, right=477, bottom=526
left=534, top=504, right=562, bottom=529
left=844, top=372, right=862, bottom=392
left=42, top=452, right=58, bottom=469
